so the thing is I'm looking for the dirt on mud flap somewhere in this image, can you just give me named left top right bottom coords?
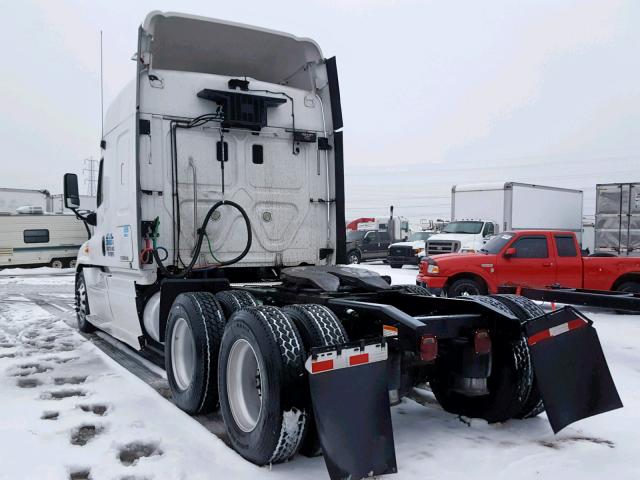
left=305, top=340, right=397, bottom=480
left=525, top=306, right=623, bottom=433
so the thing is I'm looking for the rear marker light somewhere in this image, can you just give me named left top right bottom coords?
left=527, top=318, right=588, bottom=346
left=420, top=335, right=438, bottom=362
left=474, top=330, right=492, bottom=355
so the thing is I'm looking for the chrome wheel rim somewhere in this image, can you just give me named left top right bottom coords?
left=171, top=317, right=196, bottom=391
left=348, top=254, right=359, bottom=264
left=226, top=339, right=263, bottom=432
left=51, top=260, right=63, bottom=269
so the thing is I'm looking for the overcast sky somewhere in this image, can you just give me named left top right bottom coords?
left=1, top=0, right=638, bottom=222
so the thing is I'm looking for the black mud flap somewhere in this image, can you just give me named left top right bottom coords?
left=525, top=307, right=623, bottom=433
left=305, top=341, right=397, bottom=480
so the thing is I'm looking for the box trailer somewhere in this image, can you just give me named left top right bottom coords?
left=595, top=183, right=640, bottom=256
left=452, top=182, right=583, bottom=234
left=426, top=182, right=583, bottom=256
left=0, top=187, right=51, bottom=213
left=0, top=212, right=88, bottom=269
left=51, top=194, right=97, bottom=214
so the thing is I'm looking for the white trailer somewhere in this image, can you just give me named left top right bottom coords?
left=426, top=182, right=583, bottom=255
left=0, top=212, right=88, bottom=269
left=51, top=194, right=97, bottom=214
left=0, top=188, right=51, bottom=213
left=452, top=182, right=583, bottom=234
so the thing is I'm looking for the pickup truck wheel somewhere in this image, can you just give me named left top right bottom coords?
left=215, top=290, right=259, bottom=319
left=165, top=292, right=226, bottom=415
left=491, top=295, right=545, bottom=419
left=430, top=295, right=534, bottom=423
left=282, top=304, right=348, bottom=457
left=447, top=278, right=486, bottom=297
left=219, top=306, right=307, bottom=465
left=347, top=250, right=361, bottom=264
left=75, top=272, right=96, bottom=333
left=617, top=281, right=640, bottom=293
left=614, top=282, right=640, bottom=315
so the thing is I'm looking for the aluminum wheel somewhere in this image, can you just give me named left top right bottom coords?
left=347, top=252, right=360, bottom=264
left=226, top=339, right=263, bottom=432
left=51, top=259, right=64, bottom=269
left=170, top=317, right=196, bottom=391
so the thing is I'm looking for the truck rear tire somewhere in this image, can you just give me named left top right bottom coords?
left=165, top=292, right=226, bottom=415
left=491, top=295, right=545, bottom=419
left=75, top=272, right=96, bottom=333
left=397, top=284, right=433, bottom=296
left=430, top=295, right=535, bottom=423
left=282, top=304, right=348, bottom=457
left=215, top=290, right=258, bottom=319
left=219, top=306, right=308, bottom=465
left=447, top=278, right=487, bottom=297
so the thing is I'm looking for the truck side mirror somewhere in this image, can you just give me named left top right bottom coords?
left=63, top=173, right=80, bottom=209
left=504, top=247, right=517, bottom=258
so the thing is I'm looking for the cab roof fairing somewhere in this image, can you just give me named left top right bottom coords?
left=140, top=11, right=325, bottom=92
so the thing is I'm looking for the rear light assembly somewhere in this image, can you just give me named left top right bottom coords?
left=419, top=335, right=438, bottom=362
left=474, top=330, right=492, bottom=355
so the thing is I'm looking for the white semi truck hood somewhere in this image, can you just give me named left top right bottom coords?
left=427, top=233, right=482, bottom=251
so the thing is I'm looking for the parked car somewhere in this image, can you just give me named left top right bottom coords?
left=387, top=231, right=435, bottom=268
left=417, top=230, right=640, bottom=297
left=346, top=229, right=391, bottom=264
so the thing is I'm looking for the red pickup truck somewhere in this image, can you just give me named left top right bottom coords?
left=416, top=230, right=640, bottom=297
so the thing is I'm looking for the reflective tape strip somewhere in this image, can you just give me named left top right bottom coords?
left=349, top=353, right=369, bottom=366
left=311, top=359, right=334, bottom=373
left=305, top=343, right=387, bottom=374
left=383, top=325, right=398, bottom=337
left=528, top=318, right=588, bottom=346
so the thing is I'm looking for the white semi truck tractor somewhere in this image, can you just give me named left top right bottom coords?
left=63, top=11, right=621, bottom=480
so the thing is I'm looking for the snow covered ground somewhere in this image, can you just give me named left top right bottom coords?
left=0, top=265, right=639, bottom=480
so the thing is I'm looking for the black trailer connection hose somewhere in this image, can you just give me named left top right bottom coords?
left=152, top=199, right=252, bottom=278
left=153, top=112, right=253, bottom=278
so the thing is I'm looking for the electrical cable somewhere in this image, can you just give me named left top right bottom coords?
left=153, top=199, right=252, bottom=278
left=156, top=112, right=252, bottom=278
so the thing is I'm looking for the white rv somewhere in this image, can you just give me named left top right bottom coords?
left=0, top=210, right=88, bottom=269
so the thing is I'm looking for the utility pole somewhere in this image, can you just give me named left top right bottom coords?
left=83, top=157, right=99, bottom=196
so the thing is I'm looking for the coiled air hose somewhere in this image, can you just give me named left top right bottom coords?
left=153, top=199, right=252, bottom=278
